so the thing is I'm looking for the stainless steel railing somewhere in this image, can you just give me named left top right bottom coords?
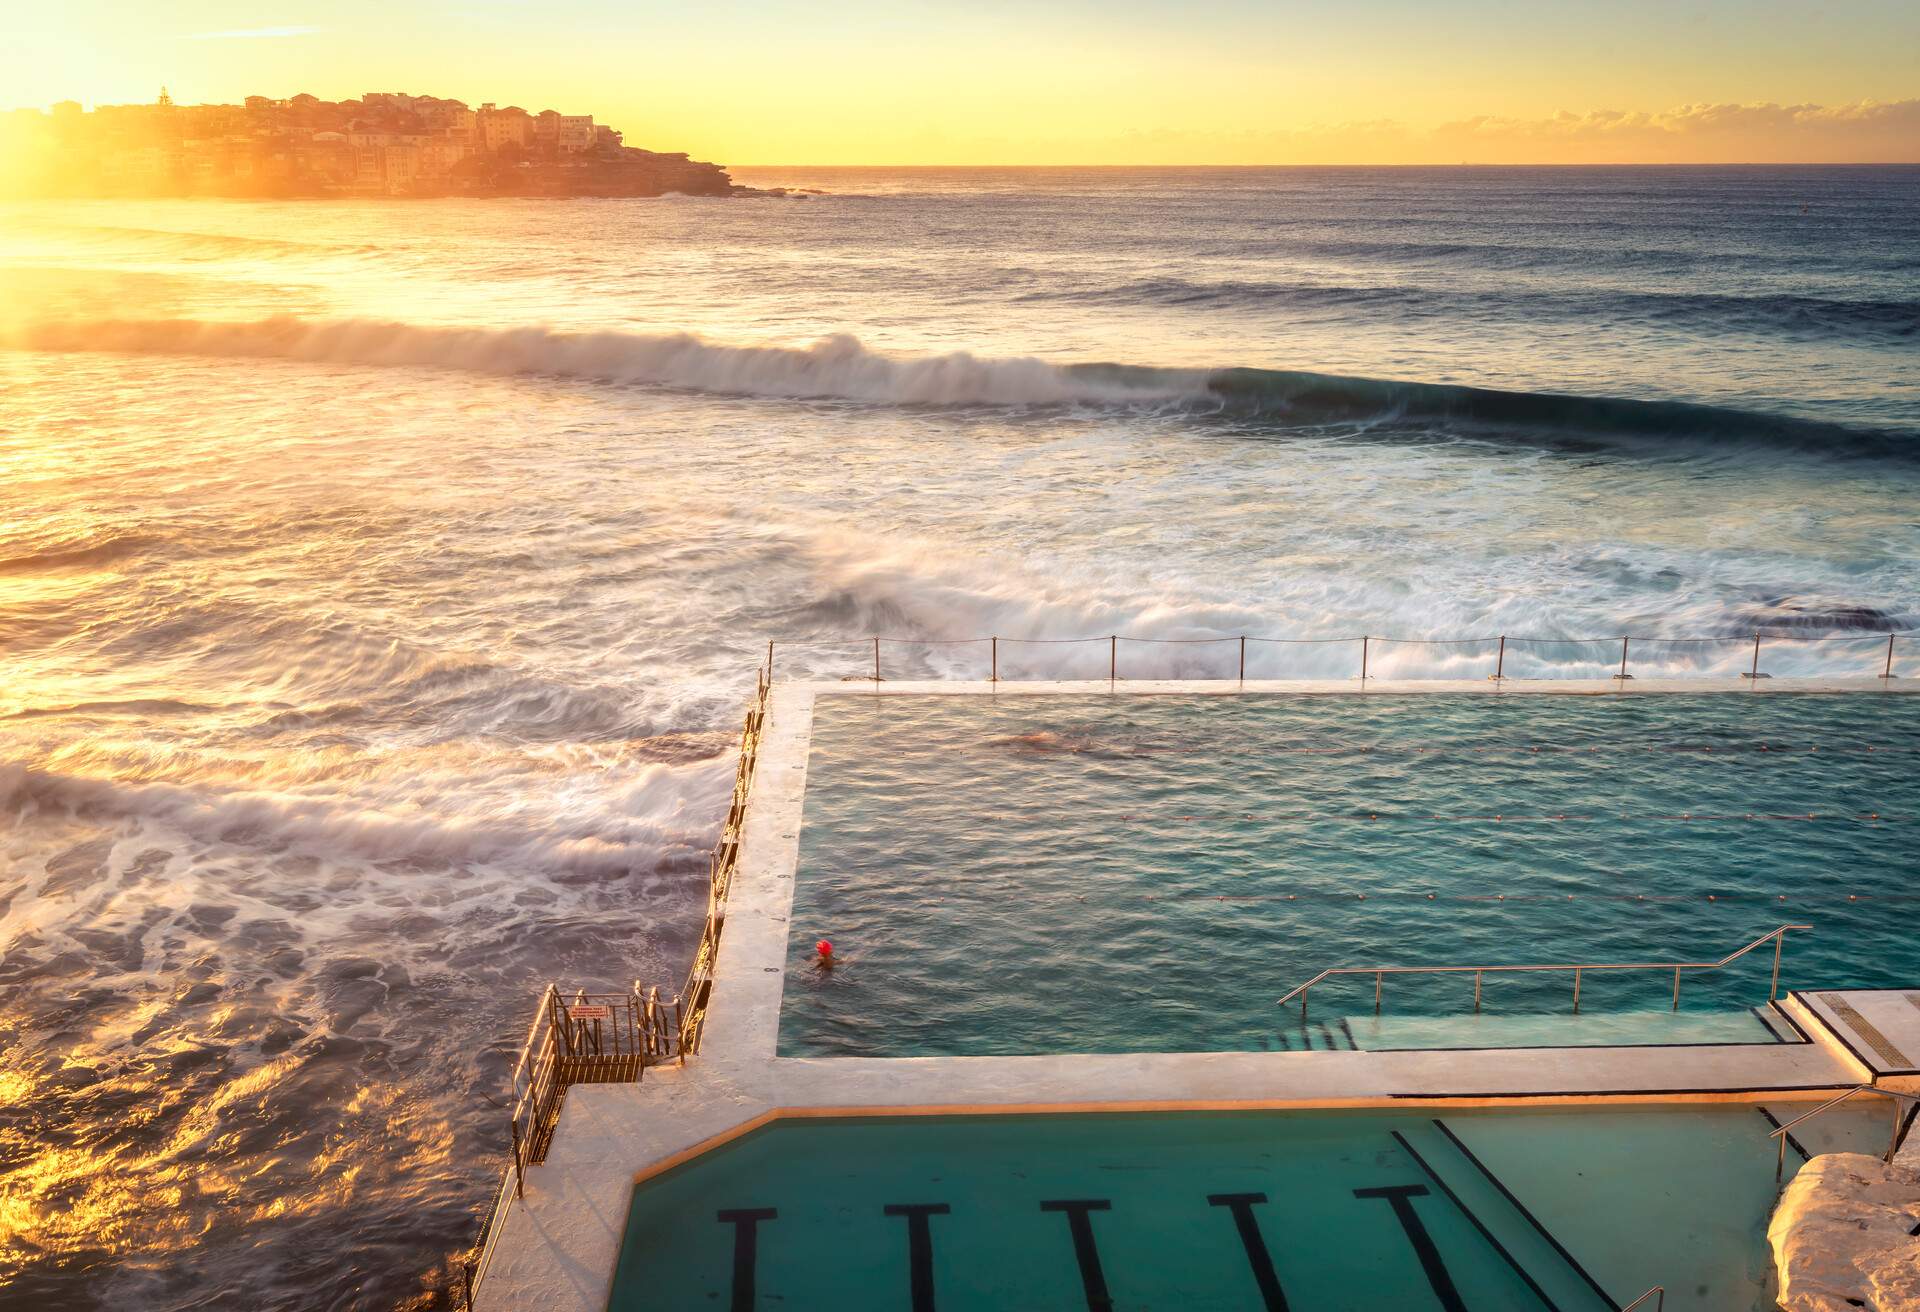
left=1621, top=1287, right=1665, bottom=1311
left=1277, top=924, right=1813, bottom=1021
left=1767, top=1083, right=1920, bottom=1181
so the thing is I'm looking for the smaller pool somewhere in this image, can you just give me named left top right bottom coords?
left=609, top=1106, right=1888, bottom=1311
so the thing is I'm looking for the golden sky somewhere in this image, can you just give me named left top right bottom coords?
left=5, top=0, right=1918, bottom=164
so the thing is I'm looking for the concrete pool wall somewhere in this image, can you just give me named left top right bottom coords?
left=472, top=678, right=1919, bottom=1312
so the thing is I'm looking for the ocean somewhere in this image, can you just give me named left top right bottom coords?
left=0, top=164, right=1916, bottom=1310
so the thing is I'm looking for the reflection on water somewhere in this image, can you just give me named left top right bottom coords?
left=0, top=170, right=1916, bottom=1308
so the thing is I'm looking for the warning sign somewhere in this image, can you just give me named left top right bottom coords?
left=567, top=1004, right=613, bottom=1021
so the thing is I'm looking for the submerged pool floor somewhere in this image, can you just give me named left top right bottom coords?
left=780, top=693, right=1920, bottom=1057
left=610, top=1105, right=1883, bottom=1312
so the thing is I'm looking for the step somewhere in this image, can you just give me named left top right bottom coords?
left=1394, top=1119, right=1622, bottom=1312
left=1284, top=1006, right=1787, bottom=1052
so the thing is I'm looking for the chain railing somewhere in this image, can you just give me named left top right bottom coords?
left=763, top=629, right=1907, bottom=683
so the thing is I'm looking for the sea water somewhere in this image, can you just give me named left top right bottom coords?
left=1, top=166, right=1917, bottom=1309
left=783, top=692, right=1920, bottom=1057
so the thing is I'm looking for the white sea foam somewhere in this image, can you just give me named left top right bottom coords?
left=0, top=753, right=729, bottom=879
left=13, top=316, right=1211, bottom=408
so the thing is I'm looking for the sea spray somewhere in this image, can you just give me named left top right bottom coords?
left=10, top=317, right=1210, bottom=408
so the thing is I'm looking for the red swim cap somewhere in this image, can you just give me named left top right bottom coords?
left=816, top=939, right=833, bottom=957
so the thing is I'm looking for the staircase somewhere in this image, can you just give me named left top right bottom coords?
left=1392, top=1117, right=1624, bottom=1312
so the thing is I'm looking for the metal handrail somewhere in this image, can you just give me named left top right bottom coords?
left=1621, top=1287, right=1664, bottom=1312
left=1277, top=924, right=1812, bottom=1020
left=675, top=659, right=771, bottom=1055
left=1766, top=1083, right=1920, bottom=1180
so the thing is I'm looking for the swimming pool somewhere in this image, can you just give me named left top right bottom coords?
left=608, top=1105, right=1886, bottom=1312
left=780, top=693, right=1920, bottom=1057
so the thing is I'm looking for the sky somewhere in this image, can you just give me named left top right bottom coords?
left=4, top=0, right=1919, bottom=164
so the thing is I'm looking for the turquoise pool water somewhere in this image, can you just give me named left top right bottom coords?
left=609, top=1106, right=1884, bottom=1312
left=781, top=693, right=1920, bottom=1057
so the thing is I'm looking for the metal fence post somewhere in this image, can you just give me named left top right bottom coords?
left=1239, top=636, right=1246, bottom=682
left=1615, top=636, right=1633, bottom=682
left=1110, top=635, right=1117, bottom=681
left=766, top=639, right=773, bottom=681
left=1743, top=633, right=1765, bottom=680
left=873, top=636, right=881, bottom=682
left=991, top=636, right=998, bottom=683
left=510, top=1117, right=525, bottom=1199
left=1492, top=635, right=1506, bottom=682
left=1360, top=635, right=1370, bottom=681
left=1886, top=633, right=1897, bottom=680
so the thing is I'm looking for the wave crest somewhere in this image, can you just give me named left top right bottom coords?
left=9, top=316, right=1207, bottom=408
left=9, top=314, right=1906, bottom=456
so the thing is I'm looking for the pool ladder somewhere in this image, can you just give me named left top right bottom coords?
left=1766, top=1083, right=1920, bottom=1182
left=1277, top=924, right=1813, bottom=1021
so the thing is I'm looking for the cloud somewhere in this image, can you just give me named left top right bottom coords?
left=927, top=99, right=1920, bottom=165
left=1427, top=99, right=1920, bottom=163
left=186, top=25, right=322, bottom=40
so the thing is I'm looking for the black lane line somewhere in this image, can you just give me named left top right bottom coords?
left=1352, top=1184, right=1467, bottom=1312
left=884, top=1204, right=950, bottom=1312
left=1755, top=1106, right=1811, bottom=1162
left=716, top=1208, right=777, bottom=1312
left=1207, top=1193, right=1289, bottom=1312
left=1339, top=1017, right=1360, bottom=1050
left=1430, top=1120, right=1620, bottom=1311
left=1040, top=1199, right=1114, bottom=1310
left=1391, top=1131, right=1559, bottom=1312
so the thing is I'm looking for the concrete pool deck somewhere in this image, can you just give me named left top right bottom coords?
left=472, top=679, right=1918, bottom=1312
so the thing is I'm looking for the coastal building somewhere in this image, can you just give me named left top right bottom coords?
left=0, top=89, right=738, bottom=198
left=477, top=103, right=534, bottom=151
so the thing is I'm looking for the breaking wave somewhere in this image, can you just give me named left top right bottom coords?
left=9, top=314, right=1908, bottom=456
left=9, top=316, right=1207, bottom=407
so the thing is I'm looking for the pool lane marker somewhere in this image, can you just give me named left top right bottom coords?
left=1390, top=1130, right=1561, bottom=1312
left=1351, top=1185, right=1468, bottom=1312
left=883, top=1204, right=950, bottom=1311
left=1206, top=1193, right=1290, bottom=1311
left=715, top=1208, right=777, bottom=1312
left=1039, top=1200, right=1114, bottom=1310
